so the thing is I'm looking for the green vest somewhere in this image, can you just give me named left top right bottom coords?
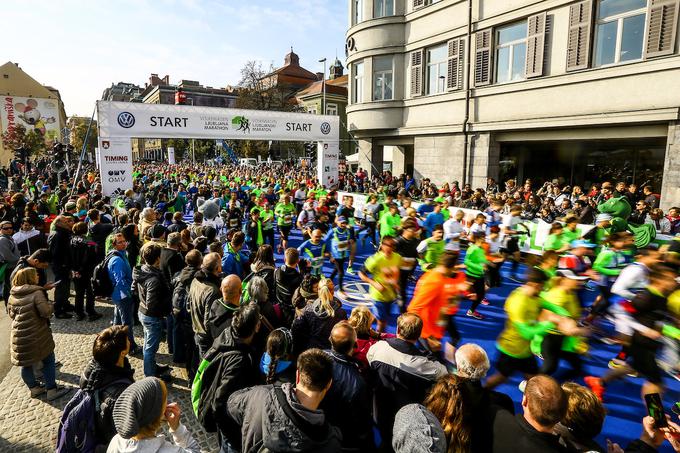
left=424, top=238, right=445, bottom=266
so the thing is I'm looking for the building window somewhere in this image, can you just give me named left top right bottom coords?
left=374, top=0, right=394, bottom=18
left=373, top=55, right=394, bottom=100
left=353, top=61, right=364, bottom=103
left=308, top=105, right=318, bottom=115
left=594, top=0, right=647, bottom=67
left=426, top=44, right=448, bottom=94
left=353, top=0, right=363, bottom=24
left=495, top=21, right=528, bottom=83
left=326, top=103, right=338, bottom=115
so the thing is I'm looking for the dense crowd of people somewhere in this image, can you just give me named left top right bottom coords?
left=2, top=160, right=680, bottom=453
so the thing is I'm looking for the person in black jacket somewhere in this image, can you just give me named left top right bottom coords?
left=48, top=215, right=75, bottom=318
left=321, top=321, right=375, bottom=452
left=79, top=325, right=135, bottom=450
left=160, top=232, right=185, bottom=358
left=11, top=248, right=51, bottom=289
left=70, top=221, right=102, bottom=321
left=207, top=274, right=241, bottom=340
left=133, top=244, right=172, bottom=380
left=274, top=248, right=302, bottom=327
left=492, top=375, right=568, bottom=453
left=171, top=250, right=202, bottom=383
left=87, top=209, right=114, bottom=264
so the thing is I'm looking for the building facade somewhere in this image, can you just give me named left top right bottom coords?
left=101, top=82, right=143, bottom=102
left=346, top=0, right=680, bottom=208
left=0, top=61, right=67, bottom=164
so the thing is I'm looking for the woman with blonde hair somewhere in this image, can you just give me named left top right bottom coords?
left=291, top=278, right=347, bottom=355
left=8, top=267, right=70, bottom=401
left=348, top=305, right=395, bottom=368
left=424, top=374, right=472, bottom=453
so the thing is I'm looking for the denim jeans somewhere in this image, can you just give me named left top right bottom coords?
left=21, top=352, right=56, bottom=389
left=139, top=312, right=164, bottom=377
left=166, top=314, right=174, bottom=355
left=113, top=296, right=138, bottom=349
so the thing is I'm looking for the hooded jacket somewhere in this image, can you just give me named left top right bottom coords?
left=188, top=269, right=221, bottom=338
left=133, top=264, right=171, bottom=318
left=227, top=383, right=342, bottom=453
left=8, top=284, right=54, bottom=366
left=79, top=358, right=135, bottom=447
left=274, top=264, right=302, bottom=325
left=290, top=298, right=347, bottom=356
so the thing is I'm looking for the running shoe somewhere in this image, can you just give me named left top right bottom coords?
left=480, top=298, right=490, bottom=306
left=608, top=358, right=627, bottom=369
left=584, top=376, right=605, bottom=402
left=466, top=310, right=484, bottom=320
left=346, top=266, right=355, bottom=275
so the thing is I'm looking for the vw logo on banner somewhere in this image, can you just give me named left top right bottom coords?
left=320, top=122, right=331, bottom=135
left=117, top=111, right=135, bottom=129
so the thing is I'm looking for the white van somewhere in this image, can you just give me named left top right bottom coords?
left=239, top=158, right=258, bottom=167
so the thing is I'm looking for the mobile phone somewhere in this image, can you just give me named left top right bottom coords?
left=53, top=280, right=62, bottom=286
left=645, top=393, right=668, bottom=428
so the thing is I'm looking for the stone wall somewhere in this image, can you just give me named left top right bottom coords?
left=661, top=122, right=680, bottom=211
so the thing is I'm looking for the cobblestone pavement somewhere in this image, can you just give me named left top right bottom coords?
left=0, top=299, right=219, bottom=452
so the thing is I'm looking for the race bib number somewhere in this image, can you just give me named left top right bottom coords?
left=400, top=257, right=416, bottom=271
left=337, top=241, right=348, bottom=251
left=284, top=215, right=292, bottom=224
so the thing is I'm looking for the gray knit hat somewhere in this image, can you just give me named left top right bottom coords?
left=112, top=377, right=165, bottom=438
left=392, top=404, right=447, bottom=453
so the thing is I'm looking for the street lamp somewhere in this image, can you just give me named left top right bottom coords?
left=319, top=58, right=327, bottom=115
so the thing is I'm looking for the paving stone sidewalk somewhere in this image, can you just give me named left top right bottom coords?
left=0, top=300, right=219, bottom=452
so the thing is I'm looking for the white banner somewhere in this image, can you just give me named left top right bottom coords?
left=318, top=141, right=340, bottom=188
left=98, top=137, right=133, bottom=197
left=1, top=96, right=61, bottom=144
left=97, top=101, right=340, bottom=141
left=167, top=146, right=176, bottom=165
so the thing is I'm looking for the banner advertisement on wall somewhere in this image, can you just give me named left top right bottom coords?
left=97, top=101, right=339, bottom=142
left=98, top=137, right=133, bottom=197
left=167, top=146, right=176, bottom=165
left=318, top=141, right=340, bottom=187
left=1, top=96, right=61, bottom=143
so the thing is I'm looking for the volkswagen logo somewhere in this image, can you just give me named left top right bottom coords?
left=117, top=111, right=135, bottom=129
left=320, top=122, right=331, bottom=135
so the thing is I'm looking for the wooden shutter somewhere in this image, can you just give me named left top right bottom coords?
left=645, top=0, right=680, bottom=58
left=410, top=50, right=424, bottom=97
left=566, top=0, right=593, bottom=71
left=525, top=12, right=547, bottom=78
left=474, top=29, right=493, bottom=86
left=447, top=38, right=465, bottom=90
left=413, top=0, right=425, bottom=9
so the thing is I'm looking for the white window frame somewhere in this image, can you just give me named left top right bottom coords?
left=426, top=44, right=448, bottom=95
left=353, top=0, right=363, bottom=25
left=495, top=21, right=528, bottom=84
left=326, top=103, right=338, bottom=115
left=373, top=56, right=394, bottom=101
left=353, top=61, right=364, bottom=104
left=308, top=105, right=318, bottom=115
left=593, top=0, right=647, bottom=67
left=374, top=0, right=394, bottom=18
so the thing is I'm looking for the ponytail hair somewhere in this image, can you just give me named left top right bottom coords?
left=424, top=374, right=472, bottom=453
left=265, top=328, right=293, bottom=384
left=316, top=278, right=335, bottom=318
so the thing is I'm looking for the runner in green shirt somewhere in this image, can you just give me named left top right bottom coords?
left=543, top=222, right=569, bottom=252
left=359, top=236, right=403, bottom=332
left=275, top=194, right=296, bottom=252
left=379, top=203, right=401, bottom=238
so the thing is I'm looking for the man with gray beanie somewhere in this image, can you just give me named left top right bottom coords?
left=108, top=376, right=200, bottom=452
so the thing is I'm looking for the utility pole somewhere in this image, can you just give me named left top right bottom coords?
left=319, top=58, right=327, bottom=115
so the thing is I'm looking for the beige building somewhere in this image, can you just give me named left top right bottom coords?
left=0, top=61, right=67, bottom=164
left=346, top=0, right=680, bottom=209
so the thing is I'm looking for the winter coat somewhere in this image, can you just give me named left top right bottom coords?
left=160, top=247, right=184, bottom=284
left=70, top=235, right=98, bottom=277
left=108, top=251, right=133, bottom=302
left=79, top=358, right=135, bottom=447
left=8, top=284, right=55, bottom=366
left=188, top=270, right=221, bottom=338
left=48, top=224, right=72, bottom=276
left=133, top=264, right=171, bottom=318
left=227, top=383, right=342, bottom=453
left=221, top=243, right=247, bottom=279
left=274, top=264, right=302, bottom=326
left=106, top=424, right=200, bottom=453
left=291, top=298, right=347, bottom=356
left=0, top=233, right=20, bottom=269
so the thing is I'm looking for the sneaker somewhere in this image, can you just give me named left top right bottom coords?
left=466, top=310, right=484, bottom=320
left=88, top=313, right=103, bottom=322
left=54, top=312, right=72, bottom=319
left=155, top=364, right=171, bottom=375
left=608, top=358, right=627, bottom=369
left=75, top=313, right=86, bottom=321
left=346, top=266, right=355, bottom=275
left=518, top=380, right=527, bottom=393
left=30, top=386, right=46, bottom=398
left=480, top=298, right=490, bottom=306
left=584, top=376, right=605, bottom=402
left=46, top=386, right=71, bottom=401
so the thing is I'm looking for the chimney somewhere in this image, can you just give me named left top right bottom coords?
left=316, top=72, right=324, bottom=81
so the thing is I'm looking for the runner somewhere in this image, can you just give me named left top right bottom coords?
left=395, top=218, right=420, bottom=311
left=274, top=194, right=296, bottom=253
left=327, top=216, right=354, bottom=295
left=297, top=228, right=328, bottom=278
left=464, top=232, right=489, bottom=320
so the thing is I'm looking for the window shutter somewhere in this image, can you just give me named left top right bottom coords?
left=644, top=0, right=679, bottom=58
left=474, top=29, right=493, bottom=86
left=447, top=38, right=465, bottom=90
left=413, top=0, right=425, bottom=9
left=566, top=0, right=593, bottom=71
left=525, top=12, right=547, bottom=78
left=410, top=50, right=424, bottom=97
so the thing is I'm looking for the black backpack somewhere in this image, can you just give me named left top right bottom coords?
left=91, top=252, right=116, bottom=297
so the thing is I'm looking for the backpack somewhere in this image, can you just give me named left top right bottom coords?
left=56, top=379, right=129, bottom=453
left=91, top=252, right=116, bottom=297
left=171, top=273, right=190, bottom=319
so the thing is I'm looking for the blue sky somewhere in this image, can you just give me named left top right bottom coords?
left=3, top=0, right=348, bottom=116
